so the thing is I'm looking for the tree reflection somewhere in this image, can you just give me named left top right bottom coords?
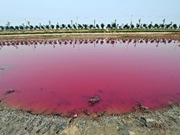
left=0, top=38, right=179, bottom=50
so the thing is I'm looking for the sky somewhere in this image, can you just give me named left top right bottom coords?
left=0, top=0, right=180, bottom=26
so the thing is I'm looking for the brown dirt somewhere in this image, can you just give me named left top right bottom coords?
left=0, top=32, right=180, bottom=42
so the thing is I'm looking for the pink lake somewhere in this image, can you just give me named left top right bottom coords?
left=0, top=39, right=180, bottom=116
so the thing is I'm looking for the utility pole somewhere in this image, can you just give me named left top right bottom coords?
left=6, top=21, right=10, bottom=26
left=76, top=17, right=78, bottom=29
left=94, top=19, right=96, bottom=28
left=130, top=15, right=133, bottom=25
left=71, top=20, right=73, bottom=27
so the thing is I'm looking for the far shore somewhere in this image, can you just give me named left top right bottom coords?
left=0, top=32, right=180, bottom=42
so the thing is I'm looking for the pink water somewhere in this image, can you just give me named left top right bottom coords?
left=0, top=39, right=180, bottom=115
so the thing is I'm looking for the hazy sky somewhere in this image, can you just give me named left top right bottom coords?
left=0, top=0, right=180, bottom=25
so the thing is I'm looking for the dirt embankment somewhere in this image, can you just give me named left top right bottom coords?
left=0, top=32, right=180, bottom=42
left=0, top=102, right=179, bottom=135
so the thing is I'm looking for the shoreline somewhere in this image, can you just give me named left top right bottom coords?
left=0, top=32, right=180, bottom=42
left=0, top=102, right=179, bottom=135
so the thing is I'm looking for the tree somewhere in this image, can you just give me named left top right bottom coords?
left=130, top=24, right=135, bottom=29
left=67, top=24, right=72, bottom=29
left=45, top=25, right=50, bottom=30
left=30, top=25, right=34, bottom=30
left=83, top=24, right=88, bottom=29
left=73, top=24, right=77, bottom=29
left=56, top=24, right=60, bottom=30
left=78, top=24, right=83, bottom=29
left=34, top=25, right=40, bottom=30
left=136, top=23, right=140, bottom=29
left=5, top=26, right=10, bottom=30
left=0, top=26, right=4, bottom=31
left=119, top=25, right=122, bottom=29
left=148, top=23, right=153, bottom=29
left=143, top=24, right=147, bottom=29
left=172, top=24, right=178, bottom=29
left=159, top=24, right=165, bottom=29
left=25, top=26, right=29, bottom=30
left=89, top=24, right=94, bottom=29
left=112, top=23, right=117, bottom=29
left=106, top=24, right=111, bottom=29
left=40, top=25, right=45, bottom=30
left=123, top=24, right=130, bottom=29
left=154, top=23, right=159, bottom=29
left=14, top=26, right=19, bottom=30
left=61, top=24, right=66, bottom=29
left=96, top=24, right=100, bottom=29
left=19, top=25, right=24, bottom=30
left=165, top=22, right=172, bottom=29
left=100, top=23, right=105, bottom=29
left=51, top=25, right=55, bottom=29
left=9, top=26, right=15, bottom=30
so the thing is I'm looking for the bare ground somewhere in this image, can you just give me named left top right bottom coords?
left=0, top=32, right=180, bottom=42
left=0, top=102, right=179, bottom=135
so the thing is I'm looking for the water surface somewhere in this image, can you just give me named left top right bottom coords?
left=0, top=39, right=180, bottom=115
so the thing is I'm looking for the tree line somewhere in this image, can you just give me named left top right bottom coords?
left=0, top=19, right=179, bottom=31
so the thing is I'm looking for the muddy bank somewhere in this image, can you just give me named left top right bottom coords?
left=0, top=102, right=179, bottom=135
left=0, top=32, right=180, bottom=42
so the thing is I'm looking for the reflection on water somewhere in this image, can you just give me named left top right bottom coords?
left=0, top=38, right=180, bottom=50
left=0, top=39, right=180, bottom=116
